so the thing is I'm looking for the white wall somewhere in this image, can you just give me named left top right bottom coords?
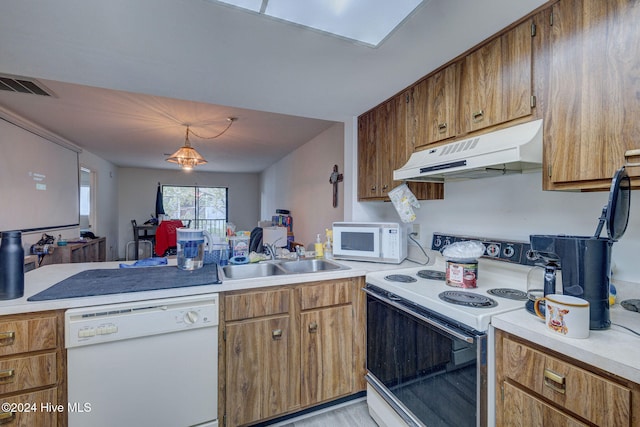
left=118, top=167, right=260, bottom=259
left=261, top=123, right=345, bottom=248
left=78, top=150, right=119, bottom=261
left=347, top=169, right=640, bottom=283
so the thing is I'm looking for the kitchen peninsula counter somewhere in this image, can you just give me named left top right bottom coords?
left=492, top=279, right=640, bottom=383
left=0, top=258, right=410, bottom=316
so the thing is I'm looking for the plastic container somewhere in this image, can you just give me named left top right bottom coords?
left=0, top=231, right=24, bottom=300
left=229, top=236, right=249, bottom=257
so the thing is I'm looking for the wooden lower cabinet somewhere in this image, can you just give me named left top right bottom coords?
left=496, top=329, right=640, bottom=427
left=300, top=305, right=353, bottom=407
left=0, top=311, right=66, bottom=427
left=225, top=316, right=291, bottom=426
left=220, top=277, right=366, bottom=427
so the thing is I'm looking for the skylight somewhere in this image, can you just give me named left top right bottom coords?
left=213, top=0, right=424, bottom=47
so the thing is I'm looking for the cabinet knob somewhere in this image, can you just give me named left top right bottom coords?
left=0, top=369, right=14, bottom=381
left=0, top=411, right=16, bottom=424
left=437, top=122, right=448, bottom=133
left=272, top=329, right=283, bottom=340
left=543, top=368, right=566, bottom=394
left=472, top=110, right=484, bottom=123
left=382, top=185, right=388, bottom=191
left=624, top=149, right=640, bottom=167
left=0, top=331, right=15, bottom=346
left=308, top=322, right=318, bottom=333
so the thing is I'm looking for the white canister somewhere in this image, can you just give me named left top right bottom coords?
left=534, top=294, right=590, bottom=339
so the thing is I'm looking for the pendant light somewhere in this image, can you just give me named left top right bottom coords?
left=166, top=117, right=237, bottom=170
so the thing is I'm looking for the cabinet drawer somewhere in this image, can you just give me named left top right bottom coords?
left=300, top=279, right=353, bottom=311
left=225, top=288, right=290, bottom=321
left=0, top=353, right=57, bottom=395
left=0, top=316, right=57, bottom=357
left=502, top=381, right=587, bottom=427
left=502, top=337, right=631, bottom=426
left=0, top=388, right=57, bottom=427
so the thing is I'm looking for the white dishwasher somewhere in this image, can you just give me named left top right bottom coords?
left=65, top=293, right=219, bottom=427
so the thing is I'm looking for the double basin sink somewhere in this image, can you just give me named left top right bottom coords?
left=221, top=259, right=350, bottom=280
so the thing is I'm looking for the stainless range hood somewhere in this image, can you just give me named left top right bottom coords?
left=394, top=119, right=543, bottom=182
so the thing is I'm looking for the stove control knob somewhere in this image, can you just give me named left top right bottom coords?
left=184, top=311, right=199, bottom=324
left=503, top=245, right=515, bottom=258
left=486, top=243, right=500, bottom=257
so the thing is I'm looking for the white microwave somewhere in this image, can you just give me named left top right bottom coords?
left=332, top=222, right=407, bottom=264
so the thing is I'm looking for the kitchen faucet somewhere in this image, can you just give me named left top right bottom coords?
left=264, top=238, right=283, bottom=260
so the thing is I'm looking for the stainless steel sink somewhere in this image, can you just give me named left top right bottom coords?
left=221, top=262, right=287, bottom=279
left=221, top=259, right=350, bottom=279
left=278, top=259, right=349, bottom=274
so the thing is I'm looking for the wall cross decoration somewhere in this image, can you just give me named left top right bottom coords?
left=329, top=164, right=344, bottom=208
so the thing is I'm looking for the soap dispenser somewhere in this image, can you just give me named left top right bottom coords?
left=314, top=234, right=324, bottom=258
left=323, top=230, right=333, bottom=260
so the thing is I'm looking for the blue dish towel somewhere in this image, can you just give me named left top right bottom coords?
left=119, top=257, right=168, bottom=268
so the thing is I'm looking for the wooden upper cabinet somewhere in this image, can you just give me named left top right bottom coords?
left=413, top=63, right=460, bottom=149
left=375, top=99, right=396, bottom=198
left=357, top=102, right=394, bottom=200
left=544, top=0, right=640, bottom=190
left=461, top=19, right=533, bottom=134
left=357, top=92, right=444, bottom=201
left=357, top=109, right=378, bottom=199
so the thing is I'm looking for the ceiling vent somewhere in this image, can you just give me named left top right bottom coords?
left=0, top=74, right=55, bottom=97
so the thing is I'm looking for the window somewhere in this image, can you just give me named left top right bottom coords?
left=162, top=185, right=228, bottom=237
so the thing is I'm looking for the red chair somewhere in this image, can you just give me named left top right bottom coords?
left=154, top=220, right=189, bottom=256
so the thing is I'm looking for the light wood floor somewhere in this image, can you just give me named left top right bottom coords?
left=271, top=399, right=378, bottom=427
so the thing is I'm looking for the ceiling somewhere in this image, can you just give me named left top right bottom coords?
left=0, top=0, right=548, bottom=173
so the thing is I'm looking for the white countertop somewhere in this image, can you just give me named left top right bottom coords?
left=0, top=257, right=415, bottom=316
left=492, top=279, right=640, bottom=383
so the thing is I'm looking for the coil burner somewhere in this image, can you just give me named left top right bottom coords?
left=416, top=270, right=446, bottom=281
left=486, top=288, right=528, bottom=301
left=384, top=274, right=417, bottom=283
left=439, top=291, right=498, bottom=308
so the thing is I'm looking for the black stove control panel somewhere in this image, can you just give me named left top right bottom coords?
left=431, top=233, right=537, bottom=266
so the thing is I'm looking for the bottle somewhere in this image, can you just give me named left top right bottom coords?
left=0, top=231, right=25, bottom=300
left=314, top=234, right=324, bottom=258
left=324, top=231, right=333, bottom=260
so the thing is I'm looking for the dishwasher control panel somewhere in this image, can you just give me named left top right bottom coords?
left=65, top=294, right=219, bottom=348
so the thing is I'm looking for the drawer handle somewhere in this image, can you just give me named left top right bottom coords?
left=472, top=110, right=484, bottom=123
left=543, top=368, right=566, bottom=394
left=0, top=332, right=15, bottom=346
left=272, top=329, right=282, bottom=340
left=437, top=122, right=448, bottom=133
left=0, top=369, right=14, bottom=381
left=624, top=149, right=640, bottom=167
left=308, top=322, right=318, bottom=333
left=0, top=411, right=15, bottom=424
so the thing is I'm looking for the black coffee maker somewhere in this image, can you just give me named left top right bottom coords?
left=529, top=167, right=631, bottom=330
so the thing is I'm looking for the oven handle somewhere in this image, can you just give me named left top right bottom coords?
left=363, top=287, right=476, bottom=344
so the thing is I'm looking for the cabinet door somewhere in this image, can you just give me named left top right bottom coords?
left=545, top=0, right=640, bottom=189
left=300, top=306, right=353, bottom=406
left=501, top=382, right=587, bottom=427
left=357, top=110, right=378, bottom=199
left=414, top=63, right=460, bottom=148
left=461, top=20, right=532, bottom=133
left=225, top=316, right=290, bottom=426
left=375, top=99, right=396, bottom=198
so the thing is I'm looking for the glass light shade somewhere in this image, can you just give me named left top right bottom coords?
left=166, top=144, right=208, bottom=169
